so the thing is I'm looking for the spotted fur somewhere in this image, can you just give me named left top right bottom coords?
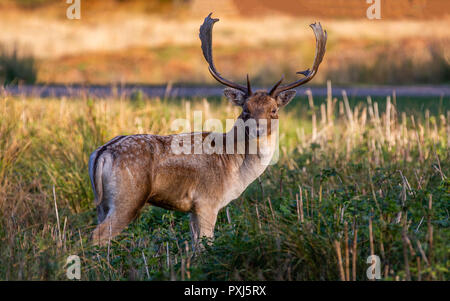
left=89, top=91, right=288, bottom=247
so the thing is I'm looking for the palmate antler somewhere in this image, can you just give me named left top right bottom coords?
left=269, top=22, right=327, bottom=97
left=199, top=13, right=327, bottom=98
left=199, top=13, right=252, bottom=96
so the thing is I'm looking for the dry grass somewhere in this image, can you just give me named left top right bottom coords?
left=2, top=12, right=448, bottom=59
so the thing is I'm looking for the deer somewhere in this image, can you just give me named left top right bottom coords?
left=89, top=13, right=327, bottom=247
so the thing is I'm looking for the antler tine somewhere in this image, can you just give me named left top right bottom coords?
left=269, top=75, right=284, bottom=97
left=199, top=13, right=249, bottom=95
left=271, top=22, right=327, bottom=97
left=246, top=74, right=252, bottom=95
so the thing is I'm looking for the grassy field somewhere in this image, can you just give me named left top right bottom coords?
left=0, top=90, right=448, bottom=280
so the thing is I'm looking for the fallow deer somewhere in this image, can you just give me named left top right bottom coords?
left=89, top=13, right=327, bottom=246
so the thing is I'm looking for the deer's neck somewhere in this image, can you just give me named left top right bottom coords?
left=225, top=119, right=277, bottom=186
left=215, top=121, right=276, bottom=207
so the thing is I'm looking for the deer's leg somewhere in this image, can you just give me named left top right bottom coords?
left=92, top=158, right=149, bottom=245
left=92, top=198, right=146, bottom=246
left=190, top=207, right=218, bottom=251
left=92, top=170, right=148, bottom=246
left=92, top=205, right=130, bottom=246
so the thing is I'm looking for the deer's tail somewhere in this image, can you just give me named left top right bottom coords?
left=89, top=150, right=113, bottom=207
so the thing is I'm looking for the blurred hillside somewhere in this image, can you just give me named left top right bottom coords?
left=0, top=0, right=449, bottom=85
left=2, top=0, right=449, bottom=19
left=230, top=0, right=450, bottom=19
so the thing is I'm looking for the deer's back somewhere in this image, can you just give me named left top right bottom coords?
left=93, top=134, right=243, bottom=213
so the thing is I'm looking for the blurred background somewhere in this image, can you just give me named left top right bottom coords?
left=0, top=0, right=448, bottom=86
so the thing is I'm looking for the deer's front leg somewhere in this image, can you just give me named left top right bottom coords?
left=189, top=206, right=218, bottom=250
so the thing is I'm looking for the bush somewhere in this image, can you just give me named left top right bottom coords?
left=325, top=42, right=450, bottom=85
left=0, top=46, right=37, bottom=85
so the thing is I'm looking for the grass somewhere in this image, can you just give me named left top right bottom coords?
left=0, top=88, right=448, bottom=280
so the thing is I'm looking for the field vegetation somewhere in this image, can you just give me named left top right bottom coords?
left=0, top=88, right=448, bottom=280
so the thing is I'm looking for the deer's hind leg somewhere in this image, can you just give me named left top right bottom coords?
left=92, top=170, right=148, bottom=246
left=92, top=198, right=147, bottom=246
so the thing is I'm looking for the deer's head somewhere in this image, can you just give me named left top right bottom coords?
left=199, top=13, right=327, bottom=133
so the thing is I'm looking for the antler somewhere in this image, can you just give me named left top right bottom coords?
left=199, top=13, right=251, bottom=95
left=269, top=22, right=327, bottom=97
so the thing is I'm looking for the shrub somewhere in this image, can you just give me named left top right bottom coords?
left=0, top=46, right=37, bottom=85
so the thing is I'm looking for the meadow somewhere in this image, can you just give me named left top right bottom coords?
left=0, top=88, right=448, bottom=280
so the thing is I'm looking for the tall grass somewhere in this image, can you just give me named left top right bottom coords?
left=0, top=88, right=448, bottom=280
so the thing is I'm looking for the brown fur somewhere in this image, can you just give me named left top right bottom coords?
left=89, top=91, right=290, bottom=247
left=89, top=15, right=326, bottom=247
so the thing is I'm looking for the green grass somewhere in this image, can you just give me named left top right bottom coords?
left=0, top=93, right=448, bottom=280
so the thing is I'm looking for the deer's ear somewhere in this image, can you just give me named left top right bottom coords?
left=224, top=88, right=246, bottom=106
left=277, top=90, right=296, bottom=107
